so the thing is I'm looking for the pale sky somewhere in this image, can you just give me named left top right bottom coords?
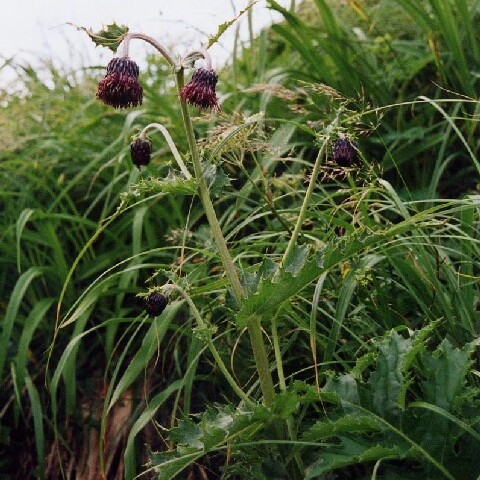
left=0, top=0, right=290, bottom=86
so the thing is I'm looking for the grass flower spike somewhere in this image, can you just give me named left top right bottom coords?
left=180, top=68, right=219, bottom=110
left=97, top=57, right=143, bottom=108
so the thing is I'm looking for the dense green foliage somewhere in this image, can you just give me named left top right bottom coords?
left=1, top=1, right=479, bottom=479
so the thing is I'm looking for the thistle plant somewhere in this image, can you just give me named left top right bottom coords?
left=86, top=25, right=276, bottom=410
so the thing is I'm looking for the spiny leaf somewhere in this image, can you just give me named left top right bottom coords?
left=284, top=244, right=307, bottom=275
left=120, top=171, right=197, bottom=205
left=421, top=339, right=473, bottom=412
left=305, top=437, right=406, bottom=479
left=207, top=1, right=260, bottom=48
left=73, top=23, right=129, bottom=53
left=152, top=406, right=269, bottom=478
left=170, top=419, right=204, bottom=450
left=203, top=162, right=231, bottom=196
left=367, top=330, right=412, bottom=419
left=302, top=415, right=382, bottom=443
left=235, top=250, right=325, bottom=328
left=149, top=449, right=203, bottom=480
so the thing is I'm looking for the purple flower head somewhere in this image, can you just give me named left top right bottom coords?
left=97, top=57, right=143, bottom=108
left=130, top=137, right=152, bottom=169
left=180, top=68, right=219, bottom=111
left=145, top=292, right=168, bottom=317
left=332, top=137, right=357, bottom=166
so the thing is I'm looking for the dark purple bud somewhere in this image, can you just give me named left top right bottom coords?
left=145, top=292, right=168, bottom=317
left=180, top=68, right=219, bottom=111
left=332, top=137, right=357, bottom=166
left=130, top=138, right=152, bottom=169
left=97, top=57, right=143, bottom=109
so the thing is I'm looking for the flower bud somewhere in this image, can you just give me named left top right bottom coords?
left=130, top=138, right=152, bottom=169
left=180, top=68, right=219, bottom=110
left=332, top=137, right=357, bottom=166
left=97, top=57, right=143, bottom=108
left=145, top=292, right=168, bottom=317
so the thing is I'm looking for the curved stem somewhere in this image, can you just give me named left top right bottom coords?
left=179, top=287, right=253, bottom=406
left=122, top=32, right=175, bottom=67
left=182, top=48, right=213, bottom=70
left=140, top=123, right=192, bottom=179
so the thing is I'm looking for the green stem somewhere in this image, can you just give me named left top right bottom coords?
left=175, top=69, right=276, bottom=407
left=247, top=317, right=275, bottom=407
left=271, top=316, right=305, bottom=474
left=271, top=316, right=286, bottom=392
left=281, top=138, right=329, bottom=267
left=176, top=70, right=244, bottom=301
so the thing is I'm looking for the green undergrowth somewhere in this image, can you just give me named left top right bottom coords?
left=1, top=1, right=479, bottom=479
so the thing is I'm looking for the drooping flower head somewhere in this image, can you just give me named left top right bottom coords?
left=97, top=57, right=143, bottom=108
left=130, top=137, right=152, bottom=169
left=180, top=68, right=219, bottom=110
left=145, top=291, right=168, bottom=317
left=332, top=137, right=357, bottom=166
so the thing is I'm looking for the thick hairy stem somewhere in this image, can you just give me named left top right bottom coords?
left=176, top=69, right=276, bottom=406
left=175, top=70, right=244, bottom=301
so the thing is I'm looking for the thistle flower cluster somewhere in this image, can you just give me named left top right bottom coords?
left=97, top=49, right=219, bottom=111
left=180, top=68, right=219, bottom=111
left=97, top=57, right=143, bottom=108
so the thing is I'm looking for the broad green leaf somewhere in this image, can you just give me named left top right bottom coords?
left=324, top=374, right=360, bottom=407
left=284, top=244, right=307, bottom=276
left=422, top=339, right=472, bottom=412
left=367, top=330, right=412, bottom=419
left=203, top=162, right=231, bottom=196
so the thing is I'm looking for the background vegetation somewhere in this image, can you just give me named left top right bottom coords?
left=1, top=0, right=479, bottom=478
